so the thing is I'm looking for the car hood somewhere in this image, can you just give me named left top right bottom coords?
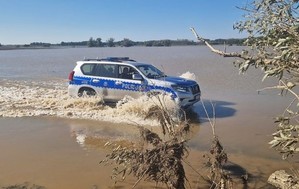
left=154, top=76, right=197, bottom=86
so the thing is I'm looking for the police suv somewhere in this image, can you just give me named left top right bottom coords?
left=68, top=57, right=201, bottom=109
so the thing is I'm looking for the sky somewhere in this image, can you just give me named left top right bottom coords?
left=0, top=0, right=250, bottom=45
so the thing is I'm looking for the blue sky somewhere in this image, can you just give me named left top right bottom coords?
left=0, top=0, right=249, bottom=44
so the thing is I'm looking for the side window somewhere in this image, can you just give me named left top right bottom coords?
left=81, top=64, right=97, bottom=75
left=118, top=65, right=138, bottom=79
left=95, top=64, right=117, bottom=78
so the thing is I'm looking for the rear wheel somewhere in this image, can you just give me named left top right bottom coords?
left=78, top=88, right=96, bottom=97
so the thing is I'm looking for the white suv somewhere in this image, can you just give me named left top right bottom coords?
left=68, top=57, right=201, bottom=108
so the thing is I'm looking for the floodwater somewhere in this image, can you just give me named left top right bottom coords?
left=0, top=46, right=297, bottom=188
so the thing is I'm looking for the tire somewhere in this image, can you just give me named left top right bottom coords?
left=78, top=88, right=96, bottom=97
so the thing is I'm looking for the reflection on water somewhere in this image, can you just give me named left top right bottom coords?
left=75, top=133, right=86, bottom=147
left=68, top=119, right=143, bottom=150
left=0, top=117, right=163, bottom=189
left=194, top=99, right=237, bottom=122
left=0, top=117, right=109, bottom=189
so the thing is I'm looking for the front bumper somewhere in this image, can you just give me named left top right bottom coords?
left=178, top=93, right=201, bottom=109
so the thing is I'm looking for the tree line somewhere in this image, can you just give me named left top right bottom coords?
left=60, top=37, right=197, bottom=47
left=0, top=38, right=245, bottom=49
left=63, top=37, right=245, bottom=47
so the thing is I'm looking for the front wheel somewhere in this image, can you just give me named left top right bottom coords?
left=146, top=91, right=162, bottom=97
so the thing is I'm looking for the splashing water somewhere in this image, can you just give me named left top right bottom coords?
left=0, top=79, right=182, bottom=126
left=180, top=71, right=197, bottom=81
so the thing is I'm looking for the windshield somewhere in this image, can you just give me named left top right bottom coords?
left=136, top=64, right=166, bottom=79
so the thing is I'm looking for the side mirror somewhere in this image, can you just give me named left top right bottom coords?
left=132, top=73, right=143, bottom=80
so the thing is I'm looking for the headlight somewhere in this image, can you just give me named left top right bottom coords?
left=172, top=85, right=189, bottom=93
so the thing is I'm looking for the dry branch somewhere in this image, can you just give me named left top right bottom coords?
left=190, top=27, right=249, bottom=60
left=101, top=101, right=190, bottom=189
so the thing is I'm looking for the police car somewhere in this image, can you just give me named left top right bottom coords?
left=68, top=57, right=201, bottom=109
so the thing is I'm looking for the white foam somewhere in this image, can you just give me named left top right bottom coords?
left=76, top=134, right=87, bottom=146
left=0, top=80, right=180, bottom=126
left=180, top=71, right=197, bottom=81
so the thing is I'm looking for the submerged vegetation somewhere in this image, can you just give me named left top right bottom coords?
left=100, top=95, right=234, bottom=189
left=100, top=97, right=191, bottom=188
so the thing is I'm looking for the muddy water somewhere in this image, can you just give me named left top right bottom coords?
left=0, top=46, right=297, bottom=188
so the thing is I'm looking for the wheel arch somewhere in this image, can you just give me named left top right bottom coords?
left=78, top=86, right=97, bottom=96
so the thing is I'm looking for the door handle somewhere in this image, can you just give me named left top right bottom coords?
left=92, top=79, right=100, bottom=83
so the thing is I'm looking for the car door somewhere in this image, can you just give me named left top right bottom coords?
left=114, top=65, right=144, bottom=100
left=88, top=63, right=119, bottom=101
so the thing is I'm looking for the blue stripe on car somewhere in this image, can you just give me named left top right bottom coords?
left=70, top=76, right=177, bottom=98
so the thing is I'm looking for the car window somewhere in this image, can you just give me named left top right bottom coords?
left=118, top=65, right=138, bottom=79
left=136, top=64, right=165, bottom=79
left=95, top=64, right=117, bottom=77
left=81, top=63, right=97, bottom=75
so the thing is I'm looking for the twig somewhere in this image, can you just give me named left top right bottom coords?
left=183, top=159, right=209, bottom=182
left=200, top=100, right=216, bottom=136
left=280, top=80, right=299, bottom=100
left=132, top=167, right=150, bottom=189
left=258, top=80, right=299, bottom=100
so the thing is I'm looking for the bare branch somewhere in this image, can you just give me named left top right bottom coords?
left=190, top=27, right=250, bottom=60
left=200, top=100, right=218, bottom=137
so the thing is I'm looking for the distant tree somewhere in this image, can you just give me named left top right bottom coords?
left=30, top=42, right=51, bottom=47
left=152, top=41, right=161, bottom=47
left=96, top=38, right=103, bottom=47
left=43, top=43, right=51, bottom=47
left=120, top=38, right=134, bottom=47
left=210, top=38, right=245, bottom=46
left=171, top=39, right=197, bottom=46
left=0, top=43, right=2, bottom=47
left=106, top=38, right=115, bottom=47
left=87, top=37, right=96, bottom=47
left=60, top=41, right=88, bottom=46
left=164, top=40, right=171, bottom=46
left=145, top=40, right=154, bottom=47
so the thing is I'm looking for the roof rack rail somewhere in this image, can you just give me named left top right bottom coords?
left=83, top=57, right=136, bottom=62
left=104, top=57, right=136, bottom=62
left=83, top=58, right=102, bottom=61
